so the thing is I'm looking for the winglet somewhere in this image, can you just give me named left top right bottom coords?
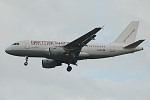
left=101, top=26, right=105, bottom=30
left=124, top=39, right=145, bottom=49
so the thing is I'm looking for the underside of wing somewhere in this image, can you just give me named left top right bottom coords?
left=64, top=27, right=102, bottom=50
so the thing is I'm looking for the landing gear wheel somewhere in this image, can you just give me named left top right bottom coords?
left=24, top=56, right=28, bottom=66
left=67, top=66, right=72, bottom=72
left=24, top=62, right=28, bottom=66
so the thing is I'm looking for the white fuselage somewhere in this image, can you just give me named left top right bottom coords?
left=5, top=40, right=143, bottom=61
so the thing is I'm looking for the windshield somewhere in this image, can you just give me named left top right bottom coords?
left=12, top=43, right=19, bottom=45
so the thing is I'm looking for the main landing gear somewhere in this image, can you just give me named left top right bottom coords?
left=67, top=65, right=72, bottom=72
left=24, top=56, right=28, bottom=66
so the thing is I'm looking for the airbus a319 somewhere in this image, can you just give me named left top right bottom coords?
left=5, top=21, right=144, bottom=72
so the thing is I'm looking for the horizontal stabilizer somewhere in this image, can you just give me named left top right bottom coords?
left=124, top=39, right=145, bottom=49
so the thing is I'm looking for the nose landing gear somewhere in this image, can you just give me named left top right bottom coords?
left=24, top=56, right=28, bottom=66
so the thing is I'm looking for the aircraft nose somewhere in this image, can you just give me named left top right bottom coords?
left=5, top=47, right=12, bottom=54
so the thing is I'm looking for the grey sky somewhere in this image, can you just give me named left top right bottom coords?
left=0, top=0, right=150, bottom=100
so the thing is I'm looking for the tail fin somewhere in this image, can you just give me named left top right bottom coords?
left=114, top=21, right=139, bottom=45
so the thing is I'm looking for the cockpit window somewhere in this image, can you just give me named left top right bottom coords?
left=12, top=43, right=19, bottom=45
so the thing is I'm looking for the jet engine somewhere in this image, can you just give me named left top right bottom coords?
left=49, top=47, right=65, bottom=56
left=42, top=59, right=62, bottom=68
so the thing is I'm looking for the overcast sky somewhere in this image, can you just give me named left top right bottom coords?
left=0, top=0, right=150, bottom=100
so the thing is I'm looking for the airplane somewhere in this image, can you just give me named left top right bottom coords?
left=5, top=21, right=144, bottom=72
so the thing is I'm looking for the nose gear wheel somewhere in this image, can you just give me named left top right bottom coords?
left=24, top=56, right=28, bottom=66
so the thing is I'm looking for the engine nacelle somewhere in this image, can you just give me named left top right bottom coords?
left=42, top=59, right=62, bottom=68
left=49, top=47, right=65, bottom=56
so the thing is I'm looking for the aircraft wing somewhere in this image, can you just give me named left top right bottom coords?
left=64, top=27, right=102, bottom=50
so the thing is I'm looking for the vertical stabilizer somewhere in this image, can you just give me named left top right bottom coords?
left=114, top=21, right=139, bottom=45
